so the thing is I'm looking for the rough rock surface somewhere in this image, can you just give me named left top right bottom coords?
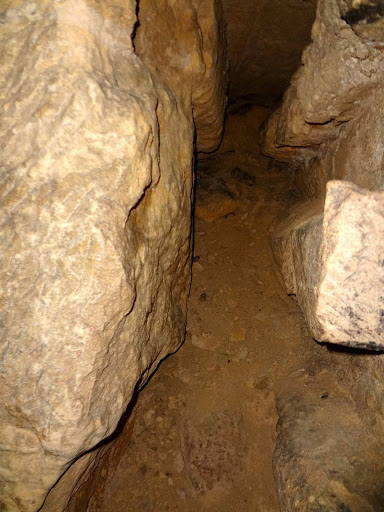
left=222, top=0, right=317, bottom=110
left=263, top=0, right=384, bottom=198
left=272, top=200, right=324, bottom=340
left=317, top=181, right=384, bottom=349
left=263, top=0, right=384, bottom=508
left=264, top=0, right=384, bottom=341
left=272, top=180, right=384, bottom=349
left=135, top=0, right=228, bottom=153
left=275, top=363, right=384, bottom=512
left=0, top=0, right=229, bottom=509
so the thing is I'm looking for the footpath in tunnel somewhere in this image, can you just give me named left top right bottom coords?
left=86, top=107, right=315, bottom=512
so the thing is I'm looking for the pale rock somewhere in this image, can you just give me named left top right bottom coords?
left=263, top=0, right=384, bottom=198
left=316, top=181, right=384, bottom=350
left=273, top=180, right=384, bottom=349
left=0, top=0, right=195, bottom=510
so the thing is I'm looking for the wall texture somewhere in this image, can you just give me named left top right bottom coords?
left=263, top=0, right=384, bottom=507
left=0, top=1, right=227, bottom=510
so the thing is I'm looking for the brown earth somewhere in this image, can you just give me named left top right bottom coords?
left=69, top=109, right=318, bottom=512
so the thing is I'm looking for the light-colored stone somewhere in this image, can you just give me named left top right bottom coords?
left=0, top=0, right=202, bottom=509
left=272, top=180, right=384, bottom=349
left=316, top=180, right=384, bottom=349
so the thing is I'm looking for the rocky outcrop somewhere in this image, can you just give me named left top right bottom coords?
left=264, top=0, right=384, bottom=508
left=0, top=0, right=227, bottom=510
left=264, top=0, right=384, bottom=343
left=222, top=0, right=317, bottom=110
left=272, top=181, right=384, bottom=350
left=263, top=0, right=384, bottom=198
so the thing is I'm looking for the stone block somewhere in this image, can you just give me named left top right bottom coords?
left=316, top=180, right=384, bottom=350
left=272, top=180, right=384, bottom=350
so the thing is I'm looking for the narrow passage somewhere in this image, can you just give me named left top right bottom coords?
left=91, top=108, right=313, bottom=512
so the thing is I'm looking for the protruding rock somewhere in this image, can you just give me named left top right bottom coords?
left=134, top=0, right=228, bottom=153
left=316, top=180, right=384, bottom=350
left=272, top=180, right=384, bottom=350
left=263, top=0, right=384, bottom=199
left=0, top=0, right=196, bottom=509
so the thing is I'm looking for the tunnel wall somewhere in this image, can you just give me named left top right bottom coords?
left=0, top=1, right=227, bottom=510
left=263, top=0, right=384, bottom=508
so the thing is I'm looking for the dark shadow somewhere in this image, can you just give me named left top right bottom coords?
left=325, top=342, right=384, bottom=355
left=342, top=2, right=384, bottom=25
left=131, top=0, right=141, bottom=50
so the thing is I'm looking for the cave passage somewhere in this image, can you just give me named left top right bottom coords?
left=79, top=106, right=315, bottom=511
left=6, top=0, right=384, bottom=509
left=61, top=1, right=320, bottom=508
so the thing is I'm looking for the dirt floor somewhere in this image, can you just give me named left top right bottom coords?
left=87, top=109, right=315, bottom=512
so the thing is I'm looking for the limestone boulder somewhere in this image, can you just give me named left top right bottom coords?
left=316, top=181, right=384, bottom=350
left=272, top=180, right=384, bottom=349
left=0, top=0, right=195, bottom=510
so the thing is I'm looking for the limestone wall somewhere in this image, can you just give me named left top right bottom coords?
left=135, top=0, right=228, bottom=153
left=0, top=1, right=227, bottom=510
left=263, top=0, right=384, bottom=507
left=263, top=0, right=384, bottom=198
left=263, top=0, right=384, bottom=348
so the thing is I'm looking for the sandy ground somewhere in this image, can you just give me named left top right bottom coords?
left=88, top=113, right=315, bottom=512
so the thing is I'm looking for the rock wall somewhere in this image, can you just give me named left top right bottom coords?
left=264, top=0, right=384, bottom=348
left=263, top=0, right=384, bottom=508
left=0, top=1, right=227, bottom=510
left=263, top=0, right=384, bottom=198
left=135, top=0, right=228, bottom=153
left=222, top=0, right=317, bottom=110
